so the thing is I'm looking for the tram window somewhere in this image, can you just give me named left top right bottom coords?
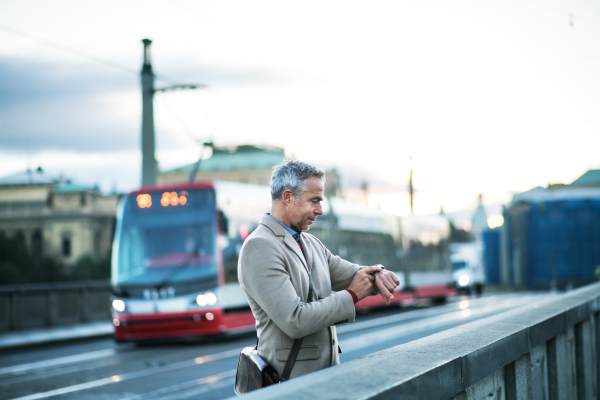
left=116, top=223, right=218, bottom=284
left=120, top=228, right=145, bottom=278
left=219, top=211, right=229, bottom=235
left=115, top=189, right=220, bottom=286
left=223, top=238, right=240, bottom=283
left=143, top=224, right=214, bottom=260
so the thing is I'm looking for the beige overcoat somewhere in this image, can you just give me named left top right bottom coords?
left=238, top=215, right=362, bottom=380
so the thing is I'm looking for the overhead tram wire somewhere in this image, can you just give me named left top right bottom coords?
left=0, top=23, right=137, bottom=76
left=156, top=92, right=214, bottom=184
left=0, top=22, right=209, bottom=136
left=0, top=23, right=181, bottom=85
left=194, top=89, right=215, bottom=141
left=156, top=90, right=205, bottom=144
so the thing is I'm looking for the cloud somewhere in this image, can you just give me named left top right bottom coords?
left=0, top=56, right=139, bottom=153
left=0, top=56, right=285, bottom=155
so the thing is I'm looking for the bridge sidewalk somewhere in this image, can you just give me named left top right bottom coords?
left=0, top=321, right=113, bottom=351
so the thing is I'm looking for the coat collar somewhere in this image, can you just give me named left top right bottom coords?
left=259, top=215, right=309, bottom=272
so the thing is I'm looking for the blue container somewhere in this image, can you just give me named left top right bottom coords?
left=482, top=228, right=501, bottom=283
left=525, top=199, right=600, bottom=289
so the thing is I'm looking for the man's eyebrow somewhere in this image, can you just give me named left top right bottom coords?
left=311, top=195, right=323, bottom=202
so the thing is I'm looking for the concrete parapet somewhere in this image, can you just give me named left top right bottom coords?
left=0, top=280, right=110, bottom=332
left=233, top=282, right=600, bottom=400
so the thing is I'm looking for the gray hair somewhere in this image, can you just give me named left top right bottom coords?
left=270, top=159, right=324, bottom=202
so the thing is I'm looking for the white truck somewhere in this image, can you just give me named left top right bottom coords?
left=449, top=242, right=485, bottom=295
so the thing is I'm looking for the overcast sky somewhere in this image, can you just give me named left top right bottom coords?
left=1, top=0, right=599, bottom=223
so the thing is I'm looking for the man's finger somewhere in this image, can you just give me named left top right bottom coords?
left=376, top=279, right=393, bottom=295
left=377, top=278, right=394, bottom=293
left=390, top=273, right=400, bottom=285
left=378, top=288, right=392, bottom=305
left=377, top=286, right=392, bottom=299
left=362, top=265, right=384, bottom=275
left=383, top=272, right=400, bottom=288
left=378, top=273, right=397, bottom=291
left=385, top=277, right=398, bottom=292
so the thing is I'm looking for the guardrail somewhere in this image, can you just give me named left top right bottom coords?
left=0, top=280, right=111, bottom=332
left=234, top=282, right=600, bottom=400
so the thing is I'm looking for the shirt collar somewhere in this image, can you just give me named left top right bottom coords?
left=266, top=213, right=301, bottom=241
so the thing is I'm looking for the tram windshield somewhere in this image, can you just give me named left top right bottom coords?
left=113, top=188, right=218, bottom=292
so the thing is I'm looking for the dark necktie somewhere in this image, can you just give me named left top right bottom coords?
left=292, top=232, right=301, bottom=242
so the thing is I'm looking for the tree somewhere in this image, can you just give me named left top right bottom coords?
left=448, top=220, right=473, bottom=243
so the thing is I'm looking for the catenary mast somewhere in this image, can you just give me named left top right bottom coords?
left=139, top=39, right=206, bottom=186
left=141, top=39, right=157, bottom=186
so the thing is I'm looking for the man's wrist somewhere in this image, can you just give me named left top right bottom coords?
left=373, top=264, right=385, bottom=275
left=345, top=289, right=359, bottom=304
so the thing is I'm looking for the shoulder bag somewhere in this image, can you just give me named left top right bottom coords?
left=234, top=269, right=314, bottom=395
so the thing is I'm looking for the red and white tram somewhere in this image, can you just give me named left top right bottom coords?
left=110, top=181, right=455, bottom=342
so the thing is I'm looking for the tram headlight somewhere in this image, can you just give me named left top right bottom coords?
left=205, top=292, right=217, bottom=305
left=458, top=274, right=470, bottom=287
left=196, top=294, right=207, bottom=306
left=196, top=292, right=217, bottom=307
left=112, top=299, right=126, bottom=312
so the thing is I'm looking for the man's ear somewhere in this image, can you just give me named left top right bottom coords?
left=282, top=189, right=294, bottom=204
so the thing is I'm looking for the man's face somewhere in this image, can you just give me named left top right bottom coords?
left=288, top=177, right=324, bottom=232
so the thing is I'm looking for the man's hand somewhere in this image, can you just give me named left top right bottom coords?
left=348, top=265, right=384, bottom=301
left=373, top=269, right=400, bottom=305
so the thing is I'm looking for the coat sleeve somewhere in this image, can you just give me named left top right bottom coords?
left=239, top=236, right=356, bottom=339
left=311, top=236, right=363, bottom=292
left=328, top=251, right=363, bottom=292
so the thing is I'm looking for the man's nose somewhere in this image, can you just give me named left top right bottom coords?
left=315, top=203, right=323, bottom=215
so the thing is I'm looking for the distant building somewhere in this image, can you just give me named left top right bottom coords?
left=0, top=168, right=119, bottom=266
left=569, top=169, right=600, bottom=188
left=158, top=144, right=341, bottom=196
left=470, top=193, right=489, bottom=238
left=159, top=145, right=287, bottom=187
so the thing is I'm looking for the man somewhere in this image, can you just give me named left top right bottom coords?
left=238, top=159, right=400, bottom=380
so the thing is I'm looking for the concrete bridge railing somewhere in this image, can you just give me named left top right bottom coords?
left=0, top=280, right=111, bottom=332
left=235, top=282, right=600, bottom=400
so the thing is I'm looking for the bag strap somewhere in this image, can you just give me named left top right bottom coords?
left=280, top=268, right=314, bottom=382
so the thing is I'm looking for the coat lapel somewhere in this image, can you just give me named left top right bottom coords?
left=283, top=234, right=309, bottom=273
left=298, top=236, right=313, bottom=273
left=260, top=215, right=309, bottom=273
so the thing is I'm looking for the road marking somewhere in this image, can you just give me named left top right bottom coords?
left=0, top=349, right=115, bottom=375
left=10, top=375, right=119, bottom=400
left=120, top=369, right=237, bottom=400
left=7, top=349, right=240, bottom=400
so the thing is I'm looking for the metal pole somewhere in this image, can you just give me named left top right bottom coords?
left=189, top=142, right=213, bottom=183
left=409, top=155, right=414, bottom=214
left=141, top=39, right=157, bottom=186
